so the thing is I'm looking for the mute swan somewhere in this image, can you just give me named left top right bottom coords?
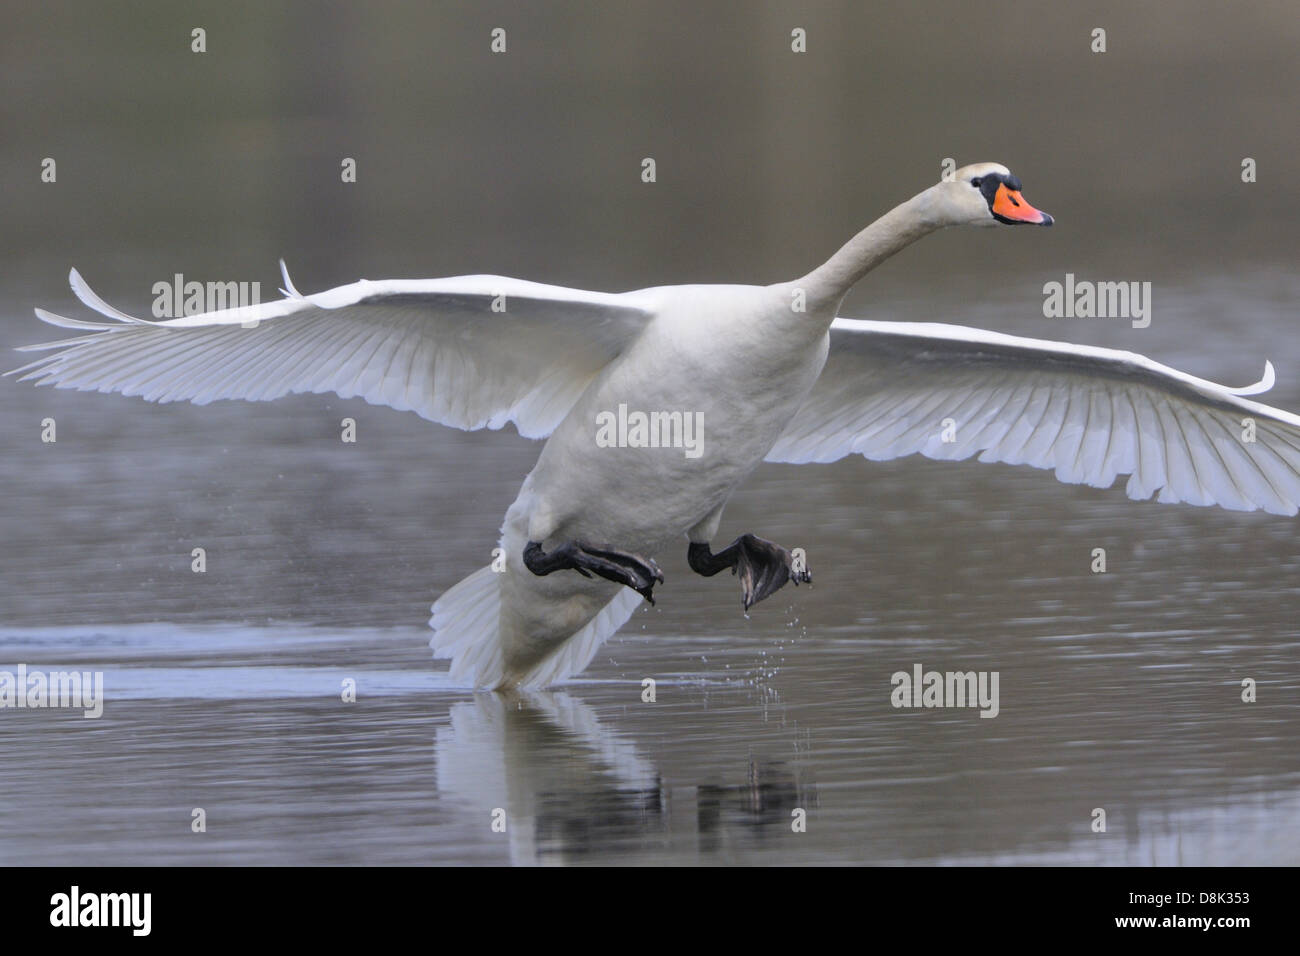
left=13, top=162, right=1300, bottom=689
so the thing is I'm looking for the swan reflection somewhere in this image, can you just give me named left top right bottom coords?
left=435, top=690, right=816, bottom=863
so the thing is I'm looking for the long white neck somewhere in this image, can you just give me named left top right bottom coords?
left=797, top=186, right=947, bottom=314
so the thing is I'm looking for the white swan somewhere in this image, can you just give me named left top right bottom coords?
left=12, top=162, right=1300, bottom=689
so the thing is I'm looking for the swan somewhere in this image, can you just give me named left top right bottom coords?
left=12, top=162, right=1300, bottom=689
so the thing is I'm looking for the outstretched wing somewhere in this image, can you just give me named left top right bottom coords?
left=9, top=265, right=656, bottom=439
left=767, top=318, right=1300, bottom=515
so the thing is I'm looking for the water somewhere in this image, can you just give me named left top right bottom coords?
left=5, top=279, right=1300, bottom=865
left=2, top=0, right=1299, bottom=865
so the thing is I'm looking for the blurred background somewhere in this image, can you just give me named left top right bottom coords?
left=1, top=1, right=1298, bottom=864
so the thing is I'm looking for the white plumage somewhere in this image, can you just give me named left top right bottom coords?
left=768, top=319, right=1299, bottom=515
left=16, top=267, right=655, bottom=438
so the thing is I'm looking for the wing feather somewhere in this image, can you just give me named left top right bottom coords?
left=10, top=269, right=655, bottom=439
left=768, top=318, right=1300, bottom=516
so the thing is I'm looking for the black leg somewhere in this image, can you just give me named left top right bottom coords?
left=688, top=534, right=811, bottom=611
left=523, top=540, right=664, bottom=604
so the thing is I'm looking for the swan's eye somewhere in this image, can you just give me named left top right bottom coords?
left=970, top=177, right=983, bottom=188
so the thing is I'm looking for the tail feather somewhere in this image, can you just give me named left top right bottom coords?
left=430, top=566, right=507, bottom=688
left=515, top=587, right=642, bottom=688
left=430, top=565, right=642, bottom=689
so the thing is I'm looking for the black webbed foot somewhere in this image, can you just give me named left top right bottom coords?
left=524, top=540, right=664, bottom=604
left=688, top=533, right=811, bottom=611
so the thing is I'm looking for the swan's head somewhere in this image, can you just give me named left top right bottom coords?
left=938, top=162, right=1053, bottom=228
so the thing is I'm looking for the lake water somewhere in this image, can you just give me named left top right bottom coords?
left=2, top=0, right=1298, bottom=865
left=4, top=275, right=1299, bottom=865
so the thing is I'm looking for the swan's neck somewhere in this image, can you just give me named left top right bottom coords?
left=799, top=187, right=946, bottom=313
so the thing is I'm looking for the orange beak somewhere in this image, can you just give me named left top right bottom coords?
left=992, top=183, right=1053, bottom=225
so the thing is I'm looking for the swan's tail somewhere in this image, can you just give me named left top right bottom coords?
left=430, top=566, right=509, bottom=688
left=430, top=566, right=643, bottom=689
